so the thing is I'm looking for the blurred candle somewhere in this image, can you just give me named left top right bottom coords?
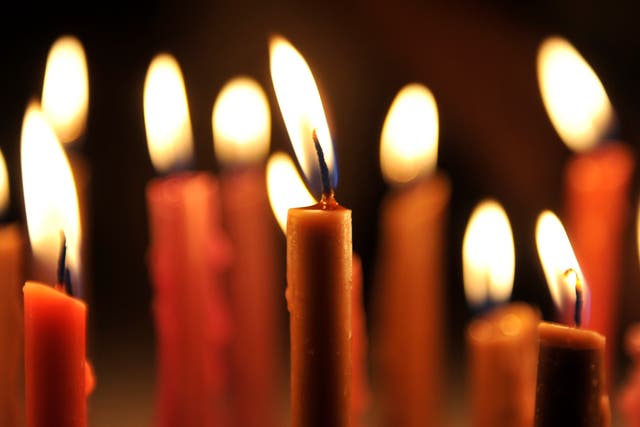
left=0, top=149, right=24, bottom=427
left=537, top=36, right=634, bottom=384
left=463, top=200, right=539, bottom=427
left=534, top=211, right=610, bottom=427
left=212, top=77, right=281, bottom=427
left=144, top=53, right=232, bottom=427
left=21, top=102, right=88, bottom=427
left=373, top=83, right=450, bottom=427
left=270, top=36, right=352, bottom=427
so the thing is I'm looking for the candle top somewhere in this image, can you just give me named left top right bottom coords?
left=539, top=321, right=604, bottom=350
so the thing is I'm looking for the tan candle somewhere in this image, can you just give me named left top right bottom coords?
left=373, top=83, right=449, bottom=427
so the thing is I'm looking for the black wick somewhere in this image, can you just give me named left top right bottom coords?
left=564, top=268, right=583, bottom=327
left=57, top=232, right=73, bottom=295
left=312, top=129, right=332, bottom=197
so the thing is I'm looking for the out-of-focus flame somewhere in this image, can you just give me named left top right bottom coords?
left=537, top=36, right=614, bottom=153
left=380, top=83, right=439, bottom=185
left=143, top=53, right=193, bottom=174
left=212, top=76, right=271, bottom=166
left=535, top=210, right=589, bottom=324
left=0, top=150, right=9, bottom=217
left=462, top=199, right=515, bottom=309
left=21, top=101, right=81, bottom=282
left=41, top=35, right=89, bottom=144
left=269, top=35, right=336, bottom=197
left=266, top=152, right=316, bottom=233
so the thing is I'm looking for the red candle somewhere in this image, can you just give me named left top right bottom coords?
left=144, top=54, right=232, bottom=427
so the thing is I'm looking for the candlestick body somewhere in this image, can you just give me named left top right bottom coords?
left=534, top=322, right=608, bottom=427
left=467, top=303, right=540, bottom=427
left=373, top=174, right=450, bottom=427
left=24, top=281, right=86, bottom=427
left=0, top=224, right=23, bottom=426
left=220, top=167, right=282, bottom=427
left=287, top=202, right=352, bottom=427
left=147, top=172, right=232, bottom=427
left=352, top=254, right=370, bottom=426
left=565, top=143, right=633, bottom=384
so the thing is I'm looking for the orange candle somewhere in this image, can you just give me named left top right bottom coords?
left=144, top=54, right=232, bottom=427
left=373, top=83, right=449, bottom=426
left=537, top=36, right=634, bottom=385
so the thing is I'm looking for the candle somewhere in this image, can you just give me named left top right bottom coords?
left=0, top=149, right=24, bottom=427
left=143, top=53, right=232, bottom=427
left=534, top=210, right=610, bottom=427
left=373, top=83, right=450, bottom=427
left=537, top=36, right=634, bottom=385
left=463, top=200, right=539, bottom=427
left=212, top=77, right=281, bottom=427
left=21, top=102, right=89, bottom=427
left=270, top=36, right=352, bottom=427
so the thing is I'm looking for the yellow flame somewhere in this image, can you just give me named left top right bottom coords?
left=212, top=76, right=271, bottom=166
left=537, top=36, right=613, bottom=152
left=0, top=150, right=9, bottom=216
left=535, top=210, right=586, bottom=311
left=269, top=35, right=335, bottom=182
left=380, top=83, right=439, bottom=184
left=143, top=53, right=193, bottom=174
left=266, top=152, right=316, bottom=233
left=41, top=35, right=89, bottom=144
left=21, top=101, right=81, bottom=278
left=462, top=200, right=515, bottom=308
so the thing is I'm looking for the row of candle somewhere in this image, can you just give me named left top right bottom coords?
left=0, top=29, right=635, bottom=427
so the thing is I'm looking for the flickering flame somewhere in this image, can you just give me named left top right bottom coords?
left=212, top=76, right=271, bottom=166
left=41, top=35, right=89, bottom=144
left=535, top=210, right=589, bottom=323
left=537, top=36, right=614, bottom=152
left=21, top=102, right=81, bottom=281
left=143, top=53, right=193, bottom=174
left=266, top=152, right=316, bottom=233
left=462, top=200, right=515, bottom=309
left=269, top=35, right=336, bottom=197
left=380, top=83, right=439, bottom=184
left=0, top=150, right=9, bottom=217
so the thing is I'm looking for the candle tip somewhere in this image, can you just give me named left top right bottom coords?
left=312, top=129, right=332, bottom=197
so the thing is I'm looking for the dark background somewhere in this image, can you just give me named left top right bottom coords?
left=2, top=1, right=640, bottom=425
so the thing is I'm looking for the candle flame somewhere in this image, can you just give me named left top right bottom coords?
left=266, top=152, right=316, bottom=233
left=21, top=101, right=81, bottom=283
left=535, top=210, right=589, bottom=324
left=212, top=76, right=271, bottom=166
left=143, top=53, right=193, bottom=174
left=380, top=83, right=439, bottom=185
left=269, top=35, right=336, bottom=197
left=41, top=35, right=89, bottom=144
left=462, top=199, right=515, bottom=309
left=537, top=36, right=614, bottom=152
left=0, top=150, right=9, bottom=217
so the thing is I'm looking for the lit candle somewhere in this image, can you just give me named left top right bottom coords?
left=537, top=36, right=634, bottom=385
left=373, top=83, right=450, bottom=427
left=463, top=200, right=539, bottom=427
left=0, top=149, right=24, bottom=427
left=143, top=53, right=232, bottom=427
left=212, top=77, right=281, bottom=427
left=534, top=210, right=610, bottom=427
left=270, top=36, right=352, bottom=427
left=21, top=102, right=89, bottom=427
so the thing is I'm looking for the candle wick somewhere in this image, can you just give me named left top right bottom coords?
left=564, top=268, right=583, bottom=327
left=312, top=129, right=332, bottom=198
left=57, top=232, right=67, bottom=287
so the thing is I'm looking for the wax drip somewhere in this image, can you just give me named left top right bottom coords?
left=57, top=232, right=73, bottom=295
left=564, top=268, right=583, bottom=327
left=312, top=129, right=333, bottom=198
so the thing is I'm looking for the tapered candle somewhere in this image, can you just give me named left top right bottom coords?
left=212, top=77, right=281, bottom=427
left=373, top=83, right=449, bottom=427
left=144, top=53, right=232, bottom=427
left=537, top=36, right=634, bottom=385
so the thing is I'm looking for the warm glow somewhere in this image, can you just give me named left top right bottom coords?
left=21, top=102, right=81, bottom=279
left=537, top=36, right=613, bottom=152
left=380, top=83, right=439, bottom=184
left=0, top=150, right=9, bottom=217
left=269, top=35, right=336, bottom=196
left=143, top=53, right=193, bottom=174
left=266, top=152, right=316, bottom=233
left=41, top=35, right=89, bottom=144
left=212, top=76, right=271, bottom=166
left=462, top=200, right=515, bottom=309
left=535, top=210, right=589, bottom=321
